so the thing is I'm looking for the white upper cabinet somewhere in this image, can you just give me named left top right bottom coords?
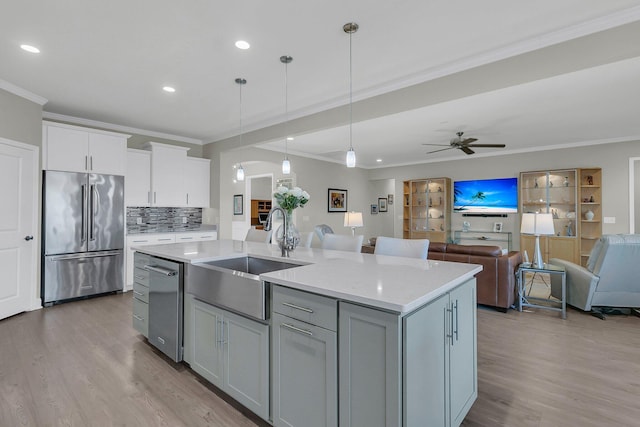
left=145, top=142, right=189, bottom=207
left=185, top=157, right=210, bottom=208
left=125, top=149, right=151, bottom=206
left=42, top=121, right=128, bottom=175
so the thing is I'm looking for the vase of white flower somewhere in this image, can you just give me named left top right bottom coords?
left=273, top=186, right=310, bottom=251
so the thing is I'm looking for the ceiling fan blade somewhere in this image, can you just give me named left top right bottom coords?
left=460, top=146, right=475, bottom=155
left=460, top=138, right=478, bottom=144
left=468, top=144, right=505, bottom=148
left=426, top=147, right=454, bottom=154
left=421, top=143, right=450, bottom=146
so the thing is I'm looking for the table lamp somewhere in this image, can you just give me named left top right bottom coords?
left=344, top=211, right=363, bottom=236
left=520, top=213, right=555, bottom=269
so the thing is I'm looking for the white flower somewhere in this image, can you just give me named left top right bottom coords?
left=302, top=191, right=310, bottom=200
left=276, top=186, right=288, bottom=194
left=291, top=187, right=303, bottom=197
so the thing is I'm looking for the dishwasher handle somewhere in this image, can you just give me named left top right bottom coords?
left=144, top=265, right=178, bottom=276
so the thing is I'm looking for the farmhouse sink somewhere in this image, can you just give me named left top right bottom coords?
left=185, top=257, right=301, bottom=321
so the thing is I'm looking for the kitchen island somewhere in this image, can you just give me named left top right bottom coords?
left=133, top=240, right=482, bottom=427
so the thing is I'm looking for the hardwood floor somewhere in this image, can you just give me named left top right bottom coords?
left=1, top=293, right=638, bottom=426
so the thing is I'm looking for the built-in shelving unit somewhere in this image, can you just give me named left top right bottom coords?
left=519, top=167, right=602, bottom=266
left=403, top=178, right=451, bottom=243
left=251, top=199, right=272, bottom=230
left=579, top=168, right=602, bottom=266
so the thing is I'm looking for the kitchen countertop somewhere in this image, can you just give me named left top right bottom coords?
left=133, top=239, right=482, bottom=315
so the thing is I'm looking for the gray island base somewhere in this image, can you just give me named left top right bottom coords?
left=133, top=240, right=481, bottom=427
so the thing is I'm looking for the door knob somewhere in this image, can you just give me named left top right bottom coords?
left=24, top=235, right=34, bottom=241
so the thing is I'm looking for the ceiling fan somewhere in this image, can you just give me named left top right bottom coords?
left=423, top=132, right=506, bottom=155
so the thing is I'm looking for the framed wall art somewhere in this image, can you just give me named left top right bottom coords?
left=233, top=194, right=243, bottom=215
left=371, top=204, right=378, bottom=214
left=378, top=197, right=388, bottom=212
left=328, top=188, right=348, bottom=212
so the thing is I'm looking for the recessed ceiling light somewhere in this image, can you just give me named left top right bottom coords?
left=376, top=159, right=382, bottom=163
left=235, top=40, right=250, bottom=50
left=20, top=44, right=40, bottom=53
left=287, top=137, right=294, bottom=141
left=162, top=86, right=176, bottom=93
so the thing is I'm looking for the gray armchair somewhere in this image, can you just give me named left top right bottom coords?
left=549, top=234, right=640, bottom=316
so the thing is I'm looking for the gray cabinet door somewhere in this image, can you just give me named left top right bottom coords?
left=449, top=280, right=477, bottom=427
left=339, top=302, right=401, bottom=427
left=403, top=292, right=449, bottom=426
left=191, top=298, right=224, bottom=388
left=272, top=313, right=337, bottom=427
left=224, top=310, right=270, bottom=422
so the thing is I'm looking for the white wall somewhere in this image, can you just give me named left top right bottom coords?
left=369, top=140, right=640, bottom=249
left=218, top=147, right=371, bottom=241
left=251, top=177, right=272, bottom=200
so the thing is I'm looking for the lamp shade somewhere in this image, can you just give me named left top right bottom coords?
left=344, top=211, right=363, bottom=228
left=520, top=213, right=555, bottom=236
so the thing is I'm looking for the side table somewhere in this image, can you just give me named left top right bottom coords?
left=517, top=263, right=566, bottom=319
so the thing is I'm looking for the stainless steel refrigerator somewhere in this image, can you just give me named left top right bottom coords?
left=42, top=171, right=124, bottom=305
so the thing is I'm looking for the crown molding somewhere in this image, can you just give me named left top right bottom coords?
left=0, top=79, right=47, bottom=105
left=42, top=111, right=204, bottom=145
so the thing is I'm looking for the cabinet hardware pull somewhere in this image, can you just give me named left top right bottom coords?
left=133, top=290, right=144, bottom=296
left=154, top=191, right=157, bottom=204
left=148, top=191, right=151, bottom=205
left=446, top=306, right=454, bottom=346
left=220, top=320, right=228, bottom=345
left=187, top=193, right=189, bottom=205
left=85, top=155, right=88, bottom=170
left=158, top=238, right=172, bottom=241
left=133, top=314, right=144, bottom=321
left=282, top=302, right=314, bottom=313
left=453, top=299, right=459, bottom=342
left=90, top=156, right=93, bottom=170
left=282, top=322, right=313, bottom=336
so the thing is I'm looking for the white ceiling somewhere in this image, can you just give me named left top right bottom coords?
left=2, top=1, right=640, bottom=168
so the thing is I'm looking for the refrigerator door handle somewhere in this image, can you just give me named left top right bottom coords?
left=89, top=184, right=97, bottom=241
left=81, top=184, right=87, bottom=244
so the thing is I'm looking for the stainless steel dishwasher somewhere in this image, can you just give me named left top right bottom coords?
left=145, top=255, right=183, bottom=362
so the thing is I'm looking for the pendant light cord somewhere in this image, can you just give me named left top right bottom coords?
left=285, top=59, right=289, bottom=158
left=349, top=29, right=353, bottom=152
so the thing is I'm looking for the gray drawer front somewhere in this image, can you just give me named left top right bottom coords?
left=133, top=267, right=149, bottom=285
left=134, top=252, right=150, bottom=269
left=133, top=297, right=148, bottom=337
left=132, top=281, right=149, bottom=303
left=272, top=285, right=337, bottom=331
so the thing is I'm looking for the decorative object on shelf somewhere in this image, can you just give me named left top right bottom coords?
left=233, top=194, right=243, bottom=215
left=552, top=208, right=559, bottom=219
left=534, top=178, right=539, bottom=188
left=521, top=212, right=555, bottom=269
left=563, top=176, right=570, bottom=187
left=566, top=211, right=576, bottom=218
left=585, top=210, right=595, bottom=221
left=344, top=211, right=363, bottom=236
left=586, top=175, right=594, bottom=185
left=280, top=55, right=293, bottom=175
left=328, top=188, right=347, bottom=212
left=493, top=222, right=503, bottom=233
left=462, top=221, right=470, bottom=232
left=371, top=204, right=378, bottom=214
left=234, top=77, right=247, bottom=181
left=343, top=22, right=359, bottom=168
left=566, top=220, right=574, bottom=236
left=549, top=180, right=554, bottom=187
left=378, top=197, right=388, bottom=212
left=387, top=194, right=393, bottom=205
left=272, top=186, right=310, bottom=251
left=589, top=195, right=594, bottom=202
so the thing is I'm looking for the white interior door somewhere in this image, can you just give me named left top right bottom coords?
left=0, top=138, right=39, bottom=319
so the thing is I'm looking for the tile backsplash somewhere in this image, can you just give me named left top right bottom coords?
left=127, top=207, right=202, bottom=233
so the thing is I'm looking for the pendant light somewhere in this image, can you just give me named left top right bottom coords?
left=235, top=77, right=247, bottom=181
left=280, top=55, right=293, bottom=174
left=344, top=22, right=358, bottom=168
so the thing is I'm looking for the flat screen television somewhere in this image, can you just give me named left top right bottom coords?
left=453, top=177, right=518, bottom=213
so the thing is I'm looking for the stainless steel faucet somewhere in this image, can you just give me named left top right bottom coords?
left=265, top=206, right=293, bottom=257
